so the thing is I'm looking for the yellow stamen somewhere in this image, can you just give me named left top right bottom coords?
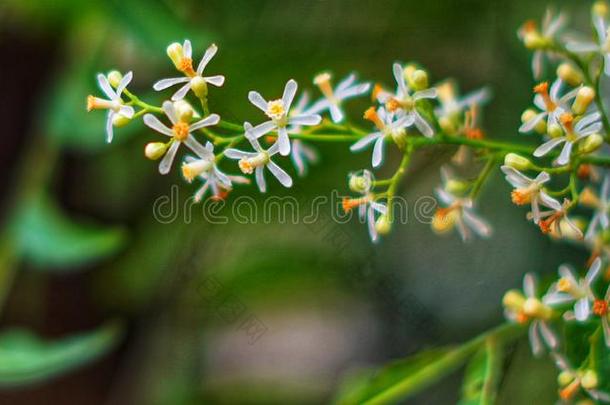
left=594, top=299, right=609, bottom=316
left=179, top=57, right=196, bottom=77
left=534, top=82, right=556, bottom=111
left=172, top=122, right=190, bottom=141
left=87, top=95, right=113, bottom=112
left=511, top=189, right=532, bottom=205
left=266, top=99, right=286, bottom=120
left=363, top=107, right=385, bottom=130
left=314, top=72, right=334, bottom=100
left=342, top=197, right=367, bottom=213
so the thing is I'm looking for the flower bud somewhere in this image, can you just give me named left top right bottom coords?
left=432, top=208, right=458, bottom=234
left=548, top=123, right=563, bottom=139
left=557, top=63, right=583, bottom=87
left=579, top=187, right=600, bottom=208
left=594, top=1, right=609, bottom=18
left=439, top=116, right=457, bottom=135
left=107, top=70, right=123, bottom=88
left=112, top=113, right=131, bottom=128
left=504, top=153, right=532, bottom=170
left=167, top=42, right=184, bottom=70
left=557, top=370, right=575, bottom=387
left=521, top=109, right=546, bottom=134
left=579, top=133, right=604, bottom=154
left=145, top=142, right=168, bottom=160
left=445, top=179, right=469, bottom=195
left=191, top=76, right=208, bottom=99
left=348, top=171, right=372, bottom=193
left=375, top=214, right=392, bottom=235
left=411, top=69, right=429, bottom=91
left=572, top=87, right=595, bottom=115
left=502, top=290, right=526, bottom=312
left=174, top=100, right=194, bottom=122
left=182, top=159, right=213, bottom=183
left=580, top=370, right=599, bottom=390
left=523, top=297, right=552, bottom=319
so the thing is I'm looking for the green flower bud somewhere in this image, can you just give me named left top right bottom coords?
left=411, top=69, right=429, bottom=91
left=572, top=87, right=595, bottom=115
left=548, top=123, right=563, bottom=139
left=445, top=179, right=470, bottom=195
left=580, top=370, right=599, bottom=390
left=191, top=76, right=208, bottom=99
left=502, top=290, right=526, bottom=312
left=579, top=133, right=604, bottom=154
left=504, top=153, right=532, bottom=170
left=348, top=171, right=372, bottom=193
left=375, top=214, right=392, bottom=235
left=107, top=70, right=123, bottom=88
left=521, top=109, right=546, bottom=134
left=112, top=114, right=131, bottom=128
left=557, top=370, right=575, bottom=387
left=167, top=42, right=184, bottom=70
left=174, top=100, right=194, bottom=122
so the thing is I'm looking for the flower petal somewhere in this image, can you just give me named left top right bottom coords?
left=267, top=161, right=292, bottom=187
left=97, top=73, right=116, bottom=100
left=248, top=91, right=268, bottom=112
left=372, top=136, right=385, bottom=167
left=204, top=75, right=225, bottom=87
left=282, top=79, right=298, bottom=110
left=143, top=114, right=173, bottom=136
left=533, top=137, right=564, bottom=157
left=255, top=166, right=266, bottom=193
left=197, top=43, right=218, bottom=74
left=153, top=77, right=190, bottom=91
left=159, top=141, right=180, bottom=175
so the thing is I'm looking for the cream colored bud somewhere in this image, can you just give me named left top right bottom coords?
left=502, top=290, right=526, bottom=312
left=523, top=297, right=552, bottom=319
left=580, top=370, right=599, bottom=390
left=580, top=187, right=600, bottom=208
left=548, top=123, right=563, bottom=138
left=411, top=69, right=429, bottom=91
left=504, top=153, right=532, bottom=170
left=112, top=114, right=131, bottom=128
left=572, top=87, right=596, bottom=115
left=594, top=1, right=609, bottom=18
left=439, top=116, right=457, bottom=135
left=557, top=370, right=575, bottom=387
left=190, top=76, right=208, bottom=99
left=348, top=173, right=371, bottom=194
left=167, top=42, right=184, bottom=70
left=445, top=179, right=469, bottom=195
left=174, top=100, right=194, bottom=122
left=375, top=214, right=392, bottom=235
left=557, top=63, right=583, bottom=87
left=523, top=32, right=546, bottom=49
left=145, top=142, right=168, bottom=160
left=521, top=109, right=546, bottom=134
left=107, top=70, right=123, bottom=88
left=579, top=133, right=604, bottom=154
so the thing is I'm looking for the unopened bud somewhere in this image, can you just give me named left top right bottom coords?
left=174, top=100, right=194, bottom=122
left=504, top=153, right=532, bottom=170
left=548, top=123, right=563, bottom=139
left=191, top=76, right=208, bottom=99
left=581, top=370, right=599, bottom=390
left=594, top=1, right=609, bottom=18
left=145, top=142, right=168, bottom=160
left=439, top=116, right=458, bottom=135
left=522, top=109, right=546, bottom=134
left=167, top=42, right=184, bottom=70
left=375, top=214, right=392, bottom=235
left=112, top=114, right=131, bottom=128
left=572, top=87, right=596, bottom=115
left=579, top=133, right=604, bottom=154
left=107, top=70, right=123, bottom=88
left=557, top=63, right=583, bottom=87
left=348, top=171, right=372, bottom=193
left=411, top=69, right=429, bottom=91
left=445, top=179, right=469, bottom=195
left=523, top=297, right=552, bottom=319
left=557, top=370, right=575, bottom=387
left=579, top=187, right=600, bottom=208
left=502, top=290, right=526, bottom=312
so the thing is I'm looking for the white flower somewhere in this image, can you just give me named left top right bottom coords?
left=434, top=80, right=491, bottom=120
left=143, top=101, right=220, bottom=174
left=501, top=166, right=562, bottom=223
left=307, top=72, right=370, bottom=122
left=534, top=198, right=584, bottom=239
left=543, top=258, right=601, bottom=322
left=519, top=80, right=577, bottom=134
left=290, top=140, right=318, bottom=177
left=517, top=9, right=566, bottom=79
left=342, top=170, right=387, bottom=242
left=87, top=71, right=135, bottom=143
left=247, top=79, right=322, bottom=156
left=533, top=112, right=602, bottom=166
left=349, top=107, right=413, bottom=168
left=432, top=186, right=492, bottom=241
left=567, top=16, right=610, bottom=76
left=503, top=273, right=559, bottom=357
left=582, top=175, right=610, bottom=239
left=552, top=353, right=610, bottom=403
left=376, top=63, right=437, bottom=137
left=153, top=41, right=225, bottom=101
left=225, top=124, right=293, bottom=192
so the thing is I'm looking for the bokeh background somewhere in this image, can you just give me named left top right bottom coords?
left=0, top=0, right=594, bottom=404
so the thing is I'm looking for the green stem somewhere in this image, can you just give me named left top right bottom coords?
left=470, top=155, right=497, bottom=199
left=481, top=336, right=504, bottom=405
left=386, top=145, right=413, bottom=221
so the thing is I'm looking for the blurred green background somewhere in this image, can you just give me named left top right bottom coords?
left=0, top=0, right=595, bottom=404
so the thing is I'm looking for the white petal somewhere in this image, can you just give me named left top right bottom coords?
left=549, top=78, right=562, bottom=100
left=350, top=132, right=382, bottom=151
left=143, top=114, right=173, bottom=136
left=282, top=79, right=298, bottom=110
left=462, top=209, right=492, bottom=237
left=574, top=298, right=591, bottom=321
left=329, top=104, right=344, bottom=123
left=162, top=101, right=178, bottom=124
left=586, top=257, right=602, bottom=285
left=197, top=43, right=218, bottom=74
left=248, top=91, right=268, bottom=112
left=336, top=73, right=356, bottom=93
left=277, top=126, right=291, bottom=156
left=414, top=88, right=437, bottom=100
left=190, top=113, right=220, bottom=130
left=224, top=149, right=255, bottom=159
left=159, top=141, right=180, bottom=174
left=519, top=112, right=546, bottom=133
left=528, top=322, right=543, bottom=356
left=539, top=192, right=562, bottom=210
left=367, top=206, right=378, bottom=242
left=255, top=166, right=266, bottom=193
left=105, top=111, right=114, bottom=143
left=555, top=141, right=573, bottom=166
left=566, top=41, right=600, bottom=53
left=97, top=73, right=116, bottom=100
left=538, top=321, right=558, bottom=349
left=119, top=105, right=135, bottom=118
left=249, top=121, right=276, bottom=138
left=392, top=63, right=407, bottom=95
left=267, top=161, right=292, bottom=187
left=338, top=82, right=370, bottom=99
left=171, top=82, right=192, bottom=101
left=204, top=75, right=225, bottom=87
left=116, top=71, right=133, bottom=95
left=153, top=77, right=189, bottom=91
left=414, top=113, right=434, bottom=137
left=183, top=39, right=192, bottom=59
left=290, top=114, right=321, bottom=126
left=524, top=273, right=536, bottom=297
left=372, top=136, right=385, bottom=167
left=184, top=135, right=209, bottom=157
left=533, top=137, right=564, bottom=157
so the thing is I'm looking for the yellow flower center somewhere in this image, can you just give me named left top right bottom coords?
left=266, top=99, right=286, bottom=121
left=179, top=57, right=196, bottom=77
left=172, top=122, right=190, bottom=141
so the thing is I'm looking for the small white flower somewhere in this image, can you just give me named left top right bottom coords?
left=434, top=80, right=491, bottom=120
left=552, top=353, right=610, bottom=403
left=543, top=258, right=601, bottom=322
left=432, top=187, right=492, bottom=241
left=533, top=112, right=602, bottom=166
left=533, top=198, right=584, bottom=239
left=153, top=41, right=225, bottom=101
left=501, top=166, right=562, bottom=223
left=376, top=63, right=437, bottom=137
left=143, top=101, right=220, bottom=174
left=87, top=71, right=135, bottom=143
left=582, top=175, right=610, bottom=239
left=519, top=80, right=577, bottom=134
left=247, top=79, right=322, bottom=156
left=567, top=16, right=610, bottom=76
left=342, top=170, right=387, bottom=242
left=518, top=9, right=567, bottom=79
left=349, top=107, right=413, bottom=168
left=503, top=273, right=559, bottom=357
left=225, top=124, right=293, bottom=192
left=307, top=72, right=370, bottom=122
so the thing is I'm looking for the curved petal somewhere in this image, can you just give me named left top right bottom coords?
left=574, top=297, right=591, bottom=321
left=255, top=166, right=266, bottom=193
left=153, top=77, right=189, bottom=91
left=162, top=101, right=178, bottom=124
left=197, top=43, right=218, bottom=74
left=119, top=105, right=135, bottom=118
left=586, top=257, right=602, bottom=285
left=533, top=137, right=564, bottom=157
left=367, top=206, right=378, bottom=242
left=372, top=136, right=385, bottom=167
left=350, top=132, right=382, bottom=151
left=523, top=273, right=537, bottom=298
left=105, top=111, right=115, bottom=143
left=224, top=149, right=256, bottom=159
left=184, top=135, right=210, bottom=157
left=282, top=79, right=298, bottom=110
left=329, top=105, right=344, bottom=123
left=462, top=209, right=492, bottom=237
left=519, top=112, right=546, bottom=133
left=414, top=113, right=434, bottom=137
left=204, top=75, right=225, bottom=87
left=555, top=141, right=573, bottom=166
left=414, top=88, right=438, bottom=100
left=249, top=120, right=276, bottom=139
left=248, top=91, right=268, bottom=112
left=336, top=73, right=356, bottom=93
left=183, top=39, right=192, bottom=59
left=143, top=114, right=173, bottom=136
left=267, top=161, right=292, bottom=187
left=277, top=126, right=291, bottom=156
left=97, top=73, right=116, bottom=100
left=290, top=114, right=321, bottom=126
left=116, top=71, right=133, bottom=95
left=528, top=322, right=543, bottom=356
left=171, top=82, right=192, bottom=101
left=190, top=113, right=220, bottom=131
left=159, top=141, right=180, bottom=175
left=392, top=63, right=407, bottom=96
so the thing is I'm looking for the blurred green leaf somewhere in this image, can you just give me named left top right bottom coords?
left=0, top=321, right=123, bottom=386
left=458, top=341, right=505, bottom=405
left=332, top=347, right=453, bottom=405
left=12, top=193, right=127, bottom=269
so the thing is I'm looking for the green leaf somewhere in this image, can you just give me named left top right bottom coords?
left=0, top=321, right=123, bottom=386
left=332, top=347, right=454, bottom=405
left=11, top=193, right=127, bottom=269
left=458, top=339, right=504, bottom=405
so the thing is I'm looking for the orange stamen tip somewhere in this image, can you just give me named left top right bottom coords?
left=594, top=299, right=609, bottom=316
left=372, top=84, right=383, bottom=101
left=172, top=122, right=190, bottom=141
left=212, top=189, right=230, bottom=201
left=578, top=164, right=592, bottom=179
left=86, top=95, right=95, bottom=112
left=386, top=98, right=401, bottom=112
left=511, top=190, right=531, bottom=206
left=523, top=20, right=537, bottom=33
left=515, top=312, right=529, bottom=324
left=342, top=197, right=364, bottom=213
left=466, top=128, right=484, bottom=140
left=533, top=82, right=549, bottom=94
left=560, top=113, right=574, bottom=126
left=363, top=106, right=377, bottom=121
